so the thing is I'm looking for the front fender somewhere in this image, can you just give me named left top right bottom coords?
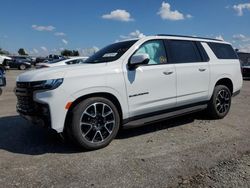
left=72, top=86, right=129, bottom=119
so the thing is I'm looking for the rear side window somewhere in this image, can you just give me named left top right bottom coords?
left=208, top=42, right=238, bottom=59
left=167, top=40, right=202, bottom=63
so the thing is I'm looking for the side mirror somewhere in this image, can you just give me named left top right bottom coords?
left=129, top=54, right=149, bottom=70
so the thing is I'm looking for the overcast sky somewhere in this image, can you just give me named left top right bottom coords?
left=0, top=0, right=250, bottom=56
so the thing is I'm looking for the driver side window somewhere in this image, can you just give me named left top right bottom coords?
left=135, top=40, right=167, bottom=65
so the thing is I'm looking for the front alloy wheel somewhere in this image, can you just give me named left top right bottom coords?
left=80, top=102, right=115, bottom=143
left=70, top=97, right=120, bottom=150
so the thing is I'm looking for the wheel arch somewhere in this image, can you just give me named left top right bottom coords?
left=214, top=77, right=233, bottom=95
left=64, top=92, right=123, bottom=132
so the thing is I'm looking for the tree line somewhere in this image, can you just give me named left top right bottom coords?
left=0, top=47, right=80, bottom=57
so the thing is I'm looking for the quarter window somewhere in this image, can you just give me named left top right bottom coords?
left=208, top=42, right=238, bottom=59
left=167, top=40, right=202, bottom=63
left=134, top=40, right=167, bottom=65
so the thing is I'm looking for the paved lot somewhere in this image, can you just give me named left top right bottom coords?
left=0, top=70, right=250, bottom=187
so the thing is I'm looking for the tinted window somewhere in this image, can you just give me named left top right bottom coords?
left=208, top=43, right=238, bottom=59
left=196, top=42, right=210, bottom=62
left=167, top=40, right=202, bottom=63
left=134, top=40, right=167, bottom=65
left=85, top=40, right=138, bottom=64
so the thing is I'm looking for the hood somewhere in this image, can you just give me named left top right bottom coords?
left=17, top=63, right=107, bottom=82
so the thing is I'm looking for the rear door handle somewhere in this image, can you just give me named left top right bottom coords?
left=199, top=68, right=206, bottom=72
left=163, top=71, right=174, bottom=75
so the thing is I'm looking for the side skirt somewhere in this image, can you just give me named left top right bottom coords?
left=122, top=102, right=208, bottom=129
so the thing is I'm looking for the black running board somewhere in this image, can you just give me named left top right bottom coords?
left=123, top=104, right=207, bottom=128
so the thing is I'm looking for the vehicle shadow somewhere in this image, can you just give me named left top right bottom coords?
left=0, top=115, right=82, bottom=155
left=0, top=112, right=210, bottom=155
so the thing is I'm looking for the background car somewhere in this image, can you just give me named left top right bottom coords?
left=7, top=56, right=32, bottom=70
left=35, top=54, right=65, bottom=64
left=36, top=56, right=88, bottom=68
left=0, top=67, right=6, bottom=94
left=0, top=55, right=11, bottom=70
left=238, top=52, right=250, bottom=78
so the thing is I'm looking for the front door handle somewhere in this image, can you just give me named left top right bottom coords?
left=199, top=68, right=206, bottom=72
left=163, top=71, right=173, bottom=75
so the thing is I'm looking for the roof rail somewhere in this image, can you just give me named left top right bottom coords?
left=156, top=34, right=223, bottom=42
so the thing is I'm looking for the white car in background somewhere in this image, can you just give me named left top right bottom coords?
left=36, top=56, right=88, bottom=68
left=0, top=55, right=11, bottom=70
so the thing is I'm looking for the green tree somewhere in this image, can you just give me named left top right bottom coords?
left=61, top=49, right=80, bottom=56
left=61, top=49, right=71, bottom=56
left=18, top=48, right=27, bottom=55
left=72, top=50, right=79, bottom=56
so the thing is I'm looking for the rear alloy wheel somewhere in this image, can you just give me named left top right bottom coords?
left=207, top=85, right=231, bottom=119
left=70, top=97, right=120, bottom=150
left=19, top=64, right=26, bottom=70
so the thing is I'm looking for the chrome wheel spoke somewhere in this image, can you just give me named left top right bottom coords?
left=98, top=131, right=104, bottom=142
left=92, top=131, right=98, bottom=142
left=103, top=111, right=112, bottom=117
left=104, top=125, right=111, bottom=134
left=102, top=104, right=113, bottom=117
left=82, top=123, right=92, bottom=136
left=93, top=103, right=97, bottom=117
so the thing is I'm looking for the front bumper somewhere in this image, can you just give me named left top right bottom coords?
left=15, top=82, right=51, bottom=127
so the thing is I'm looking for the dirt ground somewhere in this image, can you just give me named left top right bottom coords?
left=0, top=70, right=249, bottom=188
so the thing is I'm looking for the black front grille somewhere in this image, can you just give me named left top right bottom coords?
left=15, top=81, right=51, bottom=127
left=16, top=83, right=36, bottom=115
left=16, top=81, right=45, bottom=89
left=16, top=95, right=37, bottom=114
left=15, top=82, right=49, bottom=116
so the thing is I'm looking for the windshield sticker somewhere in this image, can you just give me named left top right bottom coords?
left=103, top=53, right=118, bottom=57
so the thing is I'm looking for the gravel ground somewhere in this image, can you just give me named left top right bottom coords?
left=0, top=70, right=250, bottom=188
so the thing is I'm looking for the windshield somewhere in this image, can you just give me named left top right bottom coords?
left=84, top=40, right=138, bottom=63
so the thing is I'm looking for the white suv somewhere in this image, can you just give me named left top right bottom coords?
left=15, top=35, right=243, bottom=150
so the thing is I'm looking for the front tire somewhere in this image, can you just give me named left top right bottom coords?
left=207, top=85, right=231, bottom=119
left=19, top=64, right=26, bottom=70
left=70, top=97, right=120, bottom=150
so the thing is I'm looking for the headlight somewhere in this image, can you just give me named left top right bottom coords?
left=32, top=78, right=63, bottom=90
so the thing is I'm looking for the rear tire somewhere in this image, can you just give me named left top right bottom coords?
left=69, top=97, right=120, bottom=150
left=207, top=85, right=231, bottom=119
